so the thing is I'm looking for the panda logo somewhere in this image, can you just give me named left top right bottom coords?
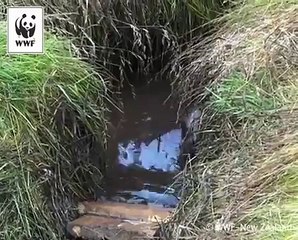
left=15, top=14, right=36, bottom=39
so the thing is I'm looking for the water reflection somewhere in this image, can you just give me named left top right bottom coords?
left=103, top=80, right=185, bottom=209
left=112, top=128, right=182, bottom=208
left=118, top=128, right=182, bottom=173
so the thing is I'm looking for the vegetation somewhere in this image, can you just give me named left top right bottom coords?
left=0, top=1, right=226, bottom=238
left=0, top=0, right=297, bottom=239
left=4, top=0, right=226, bottom=86
left=0, top=22, right=109, bottom=239
left=166, top=1, right=298, bottom=239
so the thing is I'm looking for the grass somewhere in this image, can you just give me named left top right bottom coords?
left=164, top=1, right=298, bottom=239
left=0, top=141, right=57, bottom=239
left=1, top=0, right=225, bottom=85
left=0, top=1, right=227, bottom=239
left=0, top=0, right=297, bottom=239
left=0, top=21, right=109, bottom=239
left=220, top=133, right=298, bottom=240
left=209, top=71, right=281, bottom=117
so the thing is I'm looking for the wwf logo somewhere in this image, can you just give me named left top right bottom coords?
left=15, top=13, right=36, bottom=38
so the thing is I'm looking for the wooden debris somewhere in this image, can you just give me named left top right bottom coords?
left=78, top=201, right=174, bottom=222
left=67, top=201, right=174, bottom=239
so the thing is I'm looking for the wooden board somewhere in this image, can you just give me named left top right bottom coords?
left=78, top=201, right=174, bottom=222
left=67, top=201, right=174, bottom=239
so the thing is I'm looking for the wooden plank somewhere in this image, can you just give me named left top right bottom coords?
left=67, top=215, right=158, bottom=239
left=78, top=201, right=174, bottom=223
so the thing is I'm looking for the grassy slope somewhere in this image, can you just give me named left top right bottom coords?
left=0, top=22, right=108, bottom=239
left=168, top=1, right=298, bottom=239
left=209, top=3, right=298, bottom=238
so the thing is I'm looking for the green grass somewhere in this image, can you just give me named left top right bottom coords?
left=209, top=71, right=281, bottom=117
left=0, top=141, right=58, bottom=239
left=0, top=21, right=109, bottom=239
left=0, top=22, right=108, bottom=140
left=209, top=70, right=298, bottom=118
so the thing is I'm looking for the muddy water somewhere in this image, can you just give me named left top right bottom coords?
left=103, top=80, right=185, bottom=208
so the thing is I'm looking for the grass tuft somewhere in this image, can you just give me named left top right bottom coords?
left=0, top=21, right=109, bottom=239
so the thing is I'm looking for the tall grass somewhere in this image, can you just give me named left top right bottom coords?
left=1, top=0, right=296, bottom=239
left=2, top=0, right=226, bottom=85
left=0, top=141, right=58, bottom=239
left=163, top=1, right=298, bottom=239
left=0, top=21, right=109, bottom=239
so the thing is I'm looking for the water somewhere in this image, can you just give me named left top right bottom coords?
left=115, top=128, right=182, bottom=207
left=104, top=81, right=185, bottom=208
left=118, top=128, right=182, bottom=172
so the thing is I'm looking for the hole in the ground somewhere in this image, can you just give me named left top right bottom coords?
left=67, top=76, right=201, bottom=239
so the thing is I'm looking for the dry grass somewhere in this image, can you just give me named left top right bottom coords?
left=162, top=1, right=298, bottom=240
left=1, top=0, right=225, bottom=87
left=168, top=2, right=297, bottom=115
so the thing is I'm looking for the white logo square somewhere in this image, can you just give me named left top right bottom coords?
left=7, top=6, right=44, bottom=54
